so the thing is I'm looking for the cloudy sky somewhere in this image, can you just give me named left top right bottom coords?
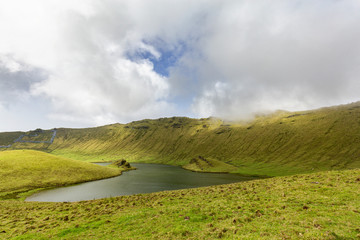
left=1, top=0, right=360, bottom=131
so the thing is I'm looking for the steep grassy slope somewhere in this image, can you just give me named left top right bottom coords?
left=1, top=168, right=359, bottom=239
left=0, top=131, right=23, bottom=147
left=0, top=150, right=122, bottom=199
left=2, top=102, right=360, bottom=176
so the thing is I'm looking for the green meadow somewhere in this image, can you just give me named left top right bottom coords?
left=0, top=150, right=122, bottom=200
left=0, top=102, right=360, bottom=239
left=0, top=168, right=359, bottom=239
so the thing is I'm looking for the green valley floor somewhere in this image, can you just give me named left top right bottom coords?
left=1, top=168, right=359, bottom=239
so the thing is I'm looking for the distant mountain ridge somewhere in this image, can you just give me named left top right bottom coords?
left=1, top=102, right=360, bottom=176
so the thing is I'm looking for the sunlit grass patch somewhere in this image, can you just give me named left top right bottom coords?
left=0, top=150, right=122, bottom=199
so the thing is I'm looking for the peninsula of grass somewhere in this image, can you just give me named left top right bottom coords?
left=0, top=168, right=359, bottom=239
left=0, top=150, right=122, bottom=200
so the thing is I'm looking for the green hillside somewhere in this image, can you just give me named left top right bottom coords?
left=2, top=102, right=360, bottom=176
left=0, top=131, right=23, bottom=146
left=0, top=150, right=122, bottom=199
left=1, top=168, right=359, bottom=239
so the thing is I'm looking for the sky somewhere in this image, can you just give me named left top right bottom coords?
left=1, top=0, right=360, bottom=131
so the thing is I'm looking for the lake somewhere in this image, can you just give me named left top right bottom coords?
left=26, top=163, right=259, bottom=202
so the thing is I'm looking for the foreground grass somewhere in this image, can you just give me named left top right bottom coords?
left=0, top=168, right=359, bottom=239
left=0, top=150, right=122, bottom=199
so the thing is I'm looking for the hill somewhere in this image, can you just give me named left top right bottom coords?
left=1, top=102, right=360, bottom=176
left=0, top=150, right=122, bottom=199
left=1, top=168, right=359, bottom=239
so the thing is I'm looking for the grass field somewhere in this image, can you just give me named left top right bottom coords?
left=0, top=150, right=122, bottom=200
left=0, top=168, right=359, bottom=239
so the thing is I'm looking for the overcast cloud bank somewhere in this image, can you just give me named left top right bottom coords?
left=1, top=0, right=360, bottom=131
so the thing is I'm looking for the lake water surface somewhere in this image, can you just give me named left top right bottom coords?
left=26, top=163, right=258, bottom=202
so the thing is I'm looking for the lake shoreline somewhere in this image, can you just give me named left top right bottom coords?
left=26, top=163, right=260, bottom=202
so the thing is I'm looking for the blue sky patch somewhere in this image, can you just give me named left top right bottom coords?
left=127, top=41, right=187, bottom=77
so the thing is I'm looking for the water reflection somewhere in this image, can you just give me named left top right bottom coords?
left=26, top=163, right=258, bottom=202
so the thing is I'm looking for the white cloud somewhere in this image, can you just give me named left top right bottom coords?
left=0, top=0, right=178, bottom=127
left=187, top=0, right=360, bottom=119
left=0, top=56, right=22, bottom=73
left=31, top=58, right=171, bottom=125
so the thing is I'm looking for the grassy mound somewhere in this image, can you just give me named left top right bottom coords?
left=183, top=156, right=238, bottom=173
left=0, top=168, right=359, bottom=239
left=109, top=159, right=136, bottom=171
left=0, top=150, right=122, bottom=199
